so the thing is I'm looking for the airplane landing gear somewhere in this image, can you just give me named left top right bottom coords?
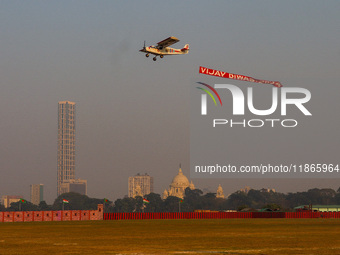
left=160, top=55, right=164, bottom=58
left=153, top=57, right=157, bottom=61
left=145, top=54, right=149, bottom=58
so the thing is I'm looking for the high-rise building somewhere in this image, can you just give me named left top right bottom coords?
left=30, top=184, right=44, bottom=205
left=128, top=173, right=153, bottom=198
left=60, top=179, right=87, bottom=195
left=57, top=101, right=76, bottom=196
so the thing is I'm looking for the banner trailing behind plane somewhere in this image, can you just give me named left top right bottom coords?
left=199, top=66, right=283, bottom=88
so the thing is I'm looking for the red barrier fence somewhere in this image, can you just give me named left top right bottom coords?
left=285, top=211, right=340, bottom=219
left=104, top=211, right=340, bottom=220
left=0, top=204, right=104, bottom=223
left=2, top=209, right=339, bottom=223
left=104, top=212, right=253, bottom=220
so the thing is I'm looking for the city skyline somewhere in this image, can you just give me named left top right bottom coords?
left=0, top=1, right=339, bottom=203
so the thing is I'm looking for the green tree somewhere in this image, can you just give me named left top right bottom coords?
left=247, top=189, right=266, bottom=208
left=102, top=198, right=113, bottom=212
left=262, top=203, right=282, bottom=211
left=52, top=192, right=102, bottom=210
left=8, top=201, right=38, bottom=211
left=134, top=196, right=144, bottom=212
left=113, top=197, right=136, bottom=212
left=144, top=193, right=164, bottom=212
left=164, top=196, right=181, bottom=212
left=334, top=192, right=340, bottom=204
left=285, top=188, right=336, bottom=208
left=38, top=201, right=51, bottom=211
left=237, top=205, right=249, bottom=211
left=227, top=191, right=250, bottom=210
left=200, top=193, right=219, bottom=210
left=184, top=188, right=203, bottom=211
left=286, top=191, right=309, bottom=208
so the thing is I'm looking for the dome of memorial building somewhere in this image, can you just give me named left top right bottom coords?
left=171, top=168, right=190, bottom=187
left=163, top=166, right=195, bottom=199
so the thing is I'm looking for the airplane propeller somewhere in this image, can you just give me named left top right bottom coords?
left=143, top=41, right=150, bottom=58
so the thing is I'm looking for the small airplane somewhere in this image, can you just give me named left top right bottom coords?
left=139, top=36, right=189, bottom=61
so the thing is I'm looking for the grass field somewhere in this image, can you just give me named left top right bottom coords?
left=1, top=219, right=340, bottom=254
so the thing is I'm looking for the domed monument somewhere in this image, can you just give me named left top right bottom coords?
left=216, top=184, right=225, bottom=199
left=163, top=166, right=195, bottom=199
left=133, top=184, right=143, bottom=198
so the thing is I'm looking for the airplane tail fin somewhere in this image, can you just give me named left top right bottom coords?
left=181, top=44, right=189, bottom=52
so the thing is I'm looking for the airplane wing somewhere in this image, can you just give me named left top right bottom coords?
left=157, top=36, right=180, bottom=48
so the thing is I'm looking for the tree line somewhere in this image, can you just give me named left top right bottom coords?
left=1, top=187, right=340, bottom=212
